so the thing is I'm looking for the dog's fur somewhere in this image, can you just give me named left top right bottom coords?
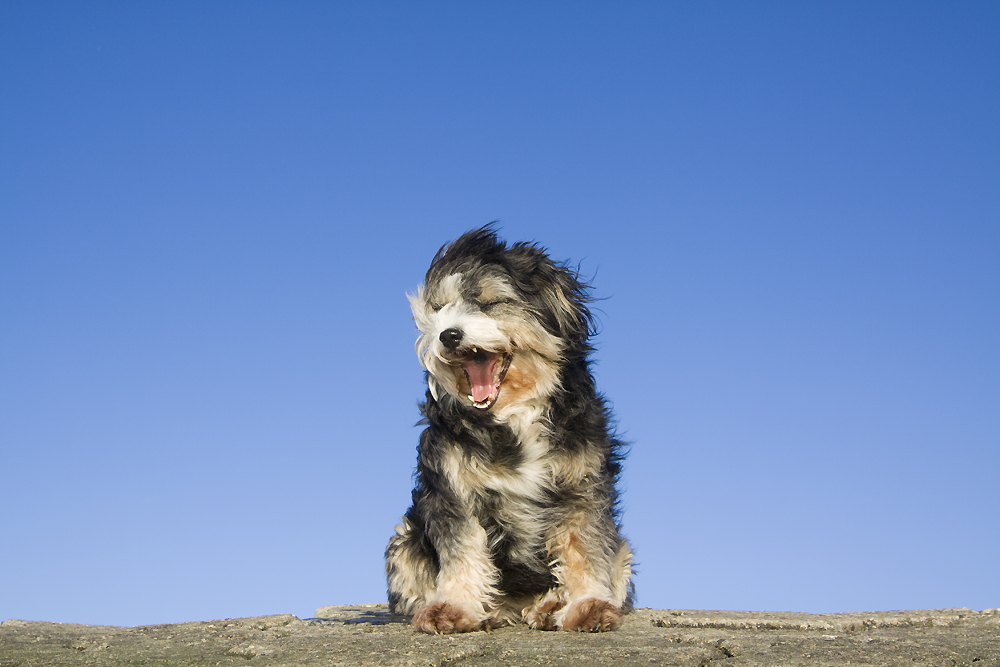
left=385, top=225, right=634, bottom=633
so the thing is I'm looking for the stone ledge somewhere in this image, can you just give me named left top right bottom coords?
left=2, top=604, right=998, bottom=666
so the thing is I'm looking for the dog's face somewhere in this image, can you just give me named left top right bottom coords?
left=409, top=228, right=592, bottom=412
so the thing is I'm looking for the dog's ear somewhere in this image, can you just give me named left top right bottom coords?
left=506, top=244, right=595, bottom=349
left=535, top=261, right=595, bottom=348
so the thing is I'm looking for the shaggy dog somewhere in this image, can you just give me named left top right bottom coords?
left=385, top=225, right=634, bottom=633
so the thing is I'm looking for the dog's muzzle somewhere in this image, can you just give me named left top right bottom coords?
left=438, top=328, right=512, bottom=410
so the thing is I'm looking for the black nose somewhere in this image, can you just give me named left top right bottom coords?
left=439, top=328, right=464, bottom=351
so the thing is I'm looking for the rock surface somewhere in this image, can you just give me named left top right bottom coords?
left=2, top=604, right=998, bottom=666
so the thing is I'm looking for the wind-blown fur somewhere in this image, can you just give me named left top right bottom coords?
left=385, top=225, right=634, bottom=633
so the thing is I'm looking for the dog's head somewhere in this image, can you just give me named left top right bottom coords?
left=410, top=225, right=595, bottom=412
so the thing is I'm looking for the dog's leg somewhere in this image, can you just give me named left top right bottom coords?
left=410, top=516, right=499, bottom=634
left=610, top=537, right=636, bottom=612
left=541, top=513, right=632, bottom=632
left=385, top=517, right=438, bottom=616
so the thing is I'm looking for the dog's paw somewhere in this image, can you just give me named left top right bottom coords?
left=560, top=598, right=624, bottom=632
left=411, top=601, right=482, bottom=634
left=523, top=591, right=566, bottom=630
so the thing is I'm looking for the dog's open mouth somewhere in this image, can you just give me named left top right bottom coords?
left=462, top=347, right=512, bottom=410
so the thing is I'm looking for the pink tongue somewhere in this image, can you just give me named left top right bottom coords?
left=464, top=354, right=499, bottom=403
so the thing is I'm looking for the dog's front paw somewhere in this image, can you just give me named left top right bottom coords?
left=524, top=591, right=566, bottom=630
left=560, top=598, right=624, bottom=632
left=411, top=601, right=482, bottom=634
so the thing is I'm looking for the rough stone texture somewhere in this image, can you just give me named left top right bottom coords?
left=2, top=604, right=998, bottom=666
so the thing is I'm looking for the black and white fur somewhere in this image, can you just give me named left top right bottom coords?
left=385, top=225, right=634, bottom=633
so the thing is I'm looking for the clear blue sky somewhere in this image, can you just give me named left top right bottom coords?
left=1, top=1, right=997, bottom=627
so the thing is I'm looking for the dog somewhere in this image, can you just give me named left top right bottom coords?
left=385, top=225, right=634, bottom=633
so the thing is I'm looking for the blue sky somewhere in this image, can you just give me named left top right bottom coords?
left=1, top=1, right=997, bottom=627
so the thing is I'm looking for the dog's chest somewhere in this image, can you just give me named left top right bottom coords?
left=445, top=437, right=553, bottom=503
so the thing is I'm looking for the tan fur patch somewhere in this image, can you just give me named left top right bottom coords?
left=559, top=529, right=592, bottom=593
left=561, top=598, right=623, bottom=632
left=489, top=361, right=536, bottom=409
left=412, top=601, right=482, bottom=634
left=477, top=276, right=519, bottom=304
